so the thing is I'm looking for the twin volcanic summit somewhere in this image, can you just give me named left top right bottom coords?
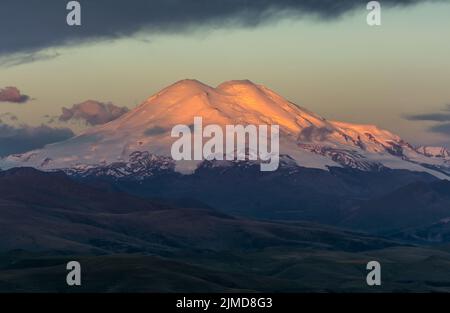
left=1, top=79, right=449, bottom=179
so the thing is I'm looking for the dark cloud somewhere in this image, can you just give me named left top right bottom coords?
left=405, top=113, right=450, bottom=122
left=404, top=104, right=450, bottom=122
left=0, top=87, right=30, bottom=103
left=405, top=104, right=450, bottom=137
left=0, top=123, right=74, bottom=157
left=59, top=100, right=129, bottom=125
left=0, top=0, right=434, bottom=57
left=430, top=123, right=450, bottom=135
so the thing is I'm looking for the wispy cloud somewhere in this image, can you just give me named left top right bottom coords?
left=0, top=113, right=18, bottom=123
left=0, top=51, right=60, bottom=68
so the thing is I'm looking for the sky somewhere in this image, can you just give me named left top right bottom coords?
left=0, top=0, right=450, bottom=156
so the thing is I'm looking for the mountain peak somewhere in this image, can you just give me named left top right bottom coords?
left=171, top=79, right=209, bottom=87
left=159, top=79, right=214, bottom=94
left=216, top=79, right=265, bottom=94
left=163, top=79, right=263, bottom=95
left=156, top=79, right=268, bottom=100
left=217, top=79, right=257, bottom=88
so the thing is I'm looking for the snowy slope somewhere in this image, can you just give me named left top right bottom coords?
left=416, top=146, right=450, bottom=158
left=1, top=79, right=449, bottom=179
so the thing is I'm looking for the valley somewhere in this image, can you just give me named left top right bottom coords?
left=1, top=167, right=450, bottom=292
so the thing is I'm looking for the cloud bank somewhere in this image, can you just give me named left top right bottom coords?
left=0, top=0, right=434, bottom=56
left=59, top=100, right=129, bottom=125
left=0, top=123, right=74, bottom=157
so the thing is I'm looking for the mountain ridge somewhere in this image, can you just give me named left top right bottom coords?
left=1, top=79, right=449, bottom=179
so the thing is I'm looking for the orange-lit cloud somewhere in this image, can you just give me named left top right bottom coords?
left=59, top=100, right=128, bottom=125
left=0, top=87, right=29, bottom=103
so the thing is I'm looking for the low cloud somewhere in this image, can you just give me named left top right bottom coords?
left=0, top=123, right=74, bottom=157
left=405, top=113, right=450, bottom=122
left=405, top=105, right=450, bottom=122
left=405, top=104, right=450, bottom=137
left=0, top=87, right=30, bottom=103
left=59, top=100, right=129, bottom=126
left=406, top=103, right=450, bottom=119
left=430, top=123, right=450, bottom=135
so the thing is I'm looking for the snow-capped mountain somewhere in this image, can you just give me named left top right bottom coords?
left=1, top=79, right=449, bottom=179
